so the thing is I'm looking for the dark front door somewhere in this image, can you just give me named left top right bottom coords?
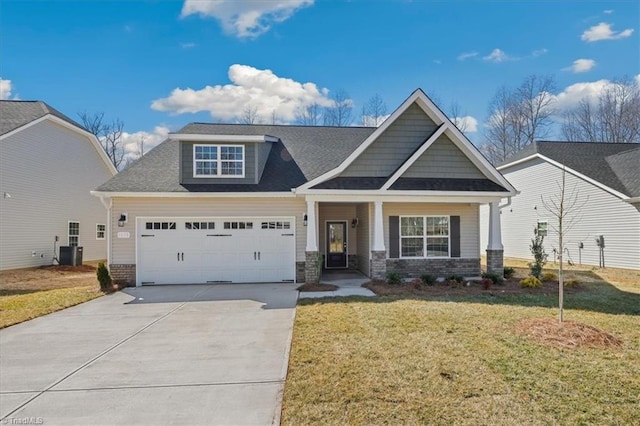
left=326, top=221, right=347, bottom=269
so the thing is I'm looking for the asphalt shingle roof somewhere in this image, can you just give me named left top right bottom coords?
left=501, top=141, right=640, bottom=198
left=312, top=177, right=506, bottom=191
left=0, top=100, right=86, bottom=135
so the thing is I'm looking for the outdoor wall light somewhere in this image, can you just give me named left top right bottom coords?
left=351, top=217, right=359, bottom=228
left=118, top=213, right=128, bottom=227
left=303, top=214, right=308, bottom=227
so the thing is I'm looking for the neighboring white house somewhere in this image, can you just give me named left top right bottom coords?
left=92, top=89, right=516, bottom=286
left=0, top=101, right=117, bottom=270
left=481, top=141, right=640, bottom=271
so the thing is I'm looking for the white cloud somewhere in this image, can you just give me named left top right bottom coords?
left=362, top=114, right=390, bottom=127
left=181, top=0, right=313, bottom=38
left=551, top=75, right=640, bottom=111
left=151, top=64, right=334, bottom=123
left=581, top=22, right=634, bottom=42
left=457, top=51, right=478, bottom=61
left=603, top=9, right=613, bottom=14
left=451, top=116, right=478, bottom=133
left=565, top=58, right=596, bottom=73
left=0, top=77, right=16, bottom=100
left=483, top=48, right=510, bottom=63
left=121, top=125, right=170, bottom=162
left=433, top=59, right=442, bottom=65
left=181, top=42, right=196, bottom=49
left=531, top=48, right=548, bottom=57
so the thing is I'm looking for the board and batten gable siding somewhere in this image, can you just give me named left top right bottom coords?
left=402, top=134, right=486, bottom=179
left=355, top=202, right=371, bottom=276
left=179, top=142, right=259, bottom=184
left=480, top=158, right=640, bottom=270
left=0, top=120, right=112, bottom=270
left=384, top=203, right=480, bottom=258
left=109, top=197, right=306, bottom=264
left=340, top=103, right=437, bottom=177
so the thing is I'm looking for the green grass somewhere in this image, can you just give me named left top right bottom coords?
left=282, top=273, right=640, bottom=425
left=0, top=286, right=103, bottom=328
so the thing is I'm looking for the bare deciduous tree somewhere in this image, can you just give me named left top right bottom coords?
left=323, top=89, right=353, bottom=126
left=295, top=103, right=322, bottom=126
left=239, top=104, right=260, bottom=124
left=541, top=165, right=589, bottom=322
left=562, top=76, right=640, bottom=143
left=361, top=93, right=387, bottom=126
left=483, top=75, right=556, bottom=164
left=449, top=101, right=469, bottom=133
left=78, top=111, right=125, bottom=170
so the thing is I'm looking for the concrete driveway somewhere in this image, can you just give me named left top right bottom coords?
left=0, top=284, right=298, bottom=425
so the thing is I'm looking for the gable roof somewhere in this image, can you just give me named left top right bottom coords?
left=499, top=141, right=640, bottom=199
left=96, top=124, right=376, bottom=193
left=0, top=100, right=86, bottom=135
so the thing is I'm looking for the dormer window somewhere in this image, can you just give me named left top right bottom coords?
left=194, top=144, right=244, bottom=178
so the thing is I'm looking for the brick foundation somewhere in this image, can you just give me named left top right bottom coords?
left=486, top=249, right=504, bottom=276
left=296, top=261, right=306, bottom=283
left=386, top=258, right=481, bottom=278
left=109, top=264, right=136, bottom=287
left=305, top=251, right=321, bottom=284
left=348, top=254, right=358, bottom=270
left=370, top=251, right=387, bottom=280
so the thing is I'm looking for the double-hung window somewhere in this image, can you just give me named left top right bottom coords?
left=69, top=221, right=80, bottom=246
left=96, top=224, right=106, bottom=240
left=400, top=216, right=450, bottom=258
left=194, top=145, right=244, bottom=177
left=537, top=221, right=548, bottom=237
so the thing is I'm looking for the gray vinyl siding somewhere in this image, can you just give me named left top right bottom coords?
left=340, top=103, right=437, bottom=177
left=256, top=142, right=272, bottom=182
left=384, top=203, right=480, bottom=259
left=0, top=120, right=113, bottom=270
left=109, top=197, right=306, bottom=264
left=403, top=134, right=486, bottom=179
left=180, top=142, right=256, bottom=184
left=480, top=158, right=640, bottom=270
left=318, top=203, right=357, bottom=257
left=355, top=202, right=371, bottom=276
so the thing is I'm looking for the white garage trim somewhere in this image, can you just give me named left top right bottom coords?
left=135, top=215, right=296, bottom=286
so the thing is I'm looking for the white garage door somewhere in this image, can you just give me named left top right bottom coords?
left=137, top=217, right=295, bottom=285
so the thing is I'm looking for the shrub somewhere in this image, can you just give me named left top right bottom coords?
left=96, top=263, right=113, bottom=292
left=410, top=278, right=423, bottom=289
left=520, top=276, right=542, bottom=288
left=528, top=233, right=547, bottom=279
left=446, top=274, right=464, bottom=284
left=420, top=274, right=436, bottom=286
left=482, top=272, right=503, bottom=285
left=542, top=272, right=557, bottom=282
left=503, top=267, right=515, bottom=279
left=565, top=279, right=580, bottom=287
left=480, top=278, right=493, bottom=290
left=386, top=272, right=403, bottom=286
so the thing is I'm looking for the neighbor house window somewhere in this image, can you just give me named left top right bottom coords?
left=69, top=221, right=80, bottom=246
left=537, top=221, right=548, bottom=237
left=96, top=224, right=106, bottom=240
left=400, top=216, right=449, bottom=258
left=194, top=145, right=244, bottom=177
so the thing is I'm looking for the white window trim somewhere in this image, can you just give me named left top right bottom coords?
left=399, top=215, right=451, bottom=259
left=193, top=144, right=245, bottom=178
left=96, top=223, right=106, bottom=240
left=537, top=220, right=548, bottom=237
left=68, top=221, right=80, bottom=246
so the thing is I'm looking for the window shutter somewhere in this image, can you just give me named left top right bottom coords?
left=450, top=216, right=461, bottom=258
left=389, top=216, right=399, bottom=258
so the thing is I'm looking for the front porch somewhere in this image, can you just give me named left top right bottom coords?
left=302, top=199, right=504, bottom=284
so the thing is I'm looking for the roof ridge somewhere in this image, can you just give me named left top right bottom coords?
left=184, top=122, right=376, bottom=129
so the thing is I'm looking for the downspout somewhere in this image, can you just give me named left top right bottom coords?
left=98, top=195, right=112, bottom=268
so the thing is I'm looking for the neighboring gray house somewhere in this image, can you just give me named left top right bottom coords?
left=481, top=141, right=640, bottom=270
left=0, top=101, right=117, bottom=270
left=92, top=89, right=516, bottom=286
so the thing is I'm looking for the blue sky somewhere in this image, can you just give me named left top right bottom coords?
left=1, top=0, right=638, bottom=156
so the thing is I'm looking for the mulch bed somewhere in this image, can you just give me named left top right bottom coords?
left=363, top=277, right=587, bottom=297
left=514, top=318, right=623, bottom=349
left=43, top=264, right=97, bottom=273
left=297, top=283, right=339, bottom=292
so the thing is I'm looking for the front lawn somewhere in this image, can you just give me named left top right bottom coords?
left=281, top=264, right=640, bottom=425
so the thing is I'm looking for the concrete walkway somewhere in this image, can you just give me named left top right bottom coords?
left=299, top=270, right=376, bottom=299
left=0, top=284, right=298, bottom=426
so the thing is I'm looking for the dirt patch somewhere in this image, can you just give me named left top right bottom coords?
left=0, top=265, right=99, bottom=295
left=297, top=283, right=339, bottom=292
left=514, top=318, right=623, bottom=349
left=363, top=274, right=587, bottom=297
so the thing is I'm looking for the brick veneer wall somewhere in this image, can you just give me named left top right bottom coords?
left=386, top=258, right=481, bottom=278
left=109, top=264, right=136, bottom=287
left=296, top=261, right=306, bottom=283
left=370, top=251, right=387, bottom=280
left=305, top=251, right=320, bottom=284
left=486, top=249, right=504, bottom=276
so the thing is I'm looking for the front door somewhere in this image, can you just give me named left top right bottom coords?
left=326, top=221, right=347, bottom=269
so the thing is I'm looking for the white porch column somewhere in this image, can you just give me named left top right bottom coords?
left=372, top=200, right=385, bottom=251
left=487, top=201, right=503, bottom=250
left=305, top=200, right=318, bottom=252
